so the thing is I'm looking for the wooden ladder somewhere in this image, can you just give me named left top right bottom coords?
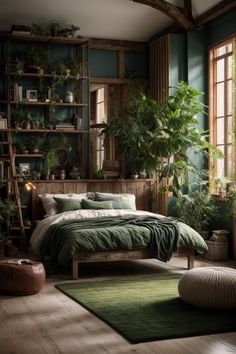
left=3, top=130, right=26, bottom=249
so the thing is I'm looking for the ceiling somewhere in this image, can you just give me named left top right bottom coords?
left=0, top=0, right=224, bottom=42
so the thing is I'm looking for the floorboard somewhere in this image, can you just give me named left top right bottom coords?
left=0, top=255, right=236, bottom=354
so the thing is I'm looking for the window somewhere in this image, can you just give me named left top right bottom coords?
left=90, top=85, right=108, bottom=173
left=209, top=39, right=235, bottom=183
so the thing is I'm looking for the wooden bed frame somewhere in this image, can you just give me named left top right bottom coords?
left=31, top=183, right=195, bottom=279
left=72, top=248, right=194, bottom=279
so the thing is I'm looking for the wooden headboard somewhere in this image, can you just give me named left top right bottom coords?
left=31, top=179, right=158, bottom=227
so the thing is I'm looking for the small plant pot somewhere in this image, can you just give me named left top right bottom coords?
left=131, top=174, right=139, bottom=180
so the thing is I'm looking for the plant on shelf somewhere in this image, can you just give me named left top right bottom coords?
left=12, top=104, right=28, bottom=128
left=24, top=46, right=50, bottom=74
left=69, top=166, right=80, bottom=179
left=102, top=81, right=222, bottom=195
left=15, top=58, right=24, bottom=77
left=14, top=141, right=28, bottom=154
left=42, top=145, right=59, bottom=179
left=42, top=134, right=69, bottom=179
left=27, top=136, right=43, bottom=154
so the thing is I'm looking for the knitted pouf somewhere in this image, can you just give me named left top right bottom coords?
left=178, top=267, right=236, bottom=310
left=0, top=259, right=45, bottom=295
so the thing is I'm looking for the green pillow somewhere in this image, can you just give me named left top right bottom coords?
left=82, top=199, right=113, bottom=209
left=53, top=197, right=82, bottom=213
left=94, top=192, right=133, bottom=209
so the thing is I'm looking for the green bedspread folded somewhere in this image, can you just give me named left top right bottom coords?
left=40, top=216, right=180, bottom=269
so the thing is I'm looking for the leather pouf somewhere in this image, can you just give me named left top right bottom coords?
left=178, top=267, right=236, bottom=310
left=0, top=259, right=45, bottom=295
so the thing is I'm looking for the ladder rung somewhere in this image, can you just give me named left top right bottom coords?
left=0, top=141, right=9, bottom=144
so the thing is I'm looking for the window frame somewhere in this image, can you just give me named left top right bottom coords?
left=209, top=36, right=235, bottom=186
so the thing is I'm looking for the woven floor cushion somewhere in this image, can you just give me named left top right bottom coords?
left=178, top=267, right=236, bottom=310
left=0, top=259, right=45, bottom=295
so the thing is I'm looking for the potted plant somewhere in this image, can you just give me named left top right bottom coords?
left=24, top=46, right=50, bottom=74
left=42, top=146, right=59, bottom=180
left=0, top=198, right=16, bottom=256
left=102, top=81, right=221, bottom=195
left=27, top=136, right=42, bottom=154
left=175, top=188, right=218, bottom=238
left=69, top=166, right=80, bottom=179
left=12, top=104, right=28, bottom=128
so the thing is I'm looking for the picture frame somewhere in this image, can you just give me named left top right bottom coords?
left=19, top=163, right=30, bottom=177
left=26, top=89, right=38, bottom=102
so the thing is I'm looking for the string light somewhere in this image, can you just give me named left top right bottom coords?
left=24, top=181, right=36, bottom=191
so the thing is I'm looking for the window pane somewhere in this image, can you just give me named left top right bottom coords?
left=216, top=83, right=224, bottom=117
left=227, top=55, right=232, bottom=79
left=227, top=80, right=232, bottom=115
left=97, top=88, right=104, bottom=102
left=216, top=146, right=225, bottom=178
left=216, top=45, right=227, bottom=56
left=226, top=43, right=232, bottom=52
left=97, top=103, right=104, bottom=123
left=227, top=116, right=232, bottom=144
left=216, top=118, right=224, bottom=144
left=216, top=59, right=224, bottom=82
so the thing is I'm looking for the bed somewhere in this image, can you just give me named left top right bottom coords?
left=30, top=191, right=208, bottom=279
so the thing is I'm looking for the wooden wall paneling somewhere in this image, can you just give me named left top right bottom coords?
left=32, top=180, right=155, bottom=214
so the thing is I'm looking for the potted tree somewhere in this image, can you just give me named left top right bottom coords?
left=102, top=81, right=221, bottom=195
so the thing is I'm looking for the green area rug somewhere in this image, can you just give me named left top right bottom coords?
left=55, top=274, right=236, bottom=343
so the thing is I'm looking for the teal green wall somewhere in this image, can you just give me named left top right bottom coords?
left=125, top=51, right=149, bottom=79
left=89, top=48, right=148, bottom=79
left=90, top=49, right=119, bottom=77
left=169, top=34, right=187, bottom=87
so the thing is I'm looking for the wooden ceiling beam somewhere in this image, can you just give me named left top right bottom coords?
left=196, top=0, right=236, bottom=27
left=132, top=0, right=195, bottom=30
left=184, top=0, right=193, bottom=21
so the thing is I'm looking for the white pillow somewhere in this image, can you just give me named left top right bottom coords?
left=39, top=193, right=87, bottom=217
left=94, top=192, right=136, bottom=210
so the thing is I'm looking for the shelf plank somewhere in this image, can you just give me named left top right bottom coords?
left=9, top=101, right=88, bottom=107
left=0, top=32, right=89, bottom=45
left=12, top=129, right=89, bottom=134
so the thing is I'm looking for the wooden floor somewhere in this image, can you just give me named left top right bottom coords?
left=0, top=255, right=236, bottom=354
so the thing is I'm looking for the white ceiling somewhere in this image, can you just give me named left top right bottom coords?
left=0, top=0, right=223, bottom=42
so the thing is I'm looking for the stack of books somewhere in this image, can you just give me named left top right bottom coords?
left=55, top=123, right=75, bottom=131
left=210, top=229, right=229, bottom=242
left=9, top=83, right=23, bottom=102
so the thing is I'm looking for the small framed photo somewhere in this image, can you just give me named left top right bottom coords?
left=19, top=163, right=30, bottom=177
left=26, top=90, right=38, bottom=102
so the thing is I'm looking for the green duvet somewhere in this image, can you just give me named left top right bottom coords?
left=40, top=216, right=207, bottom=270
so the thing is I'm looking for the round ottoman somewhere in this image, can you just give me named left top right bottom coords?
left=178, top=267, right=236, bottom=310
left=0, top=259, right=45, bottom=295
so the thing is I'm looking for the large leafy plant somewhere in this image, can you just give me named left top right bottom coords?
left=102, top=81, right=221, bottom=195
left=175, top=189, right=218, bottom=232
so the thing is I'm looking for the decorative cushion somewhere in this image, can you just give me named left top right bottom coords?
left=178, top=267, right=236, bottom=310
left=39, top=193, right=87, bottom=217
left=82, top=199, right=113, bottom=209
left=94, top=192, right=136, bottom=210
left=53, top=197, right=82, bottom=213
